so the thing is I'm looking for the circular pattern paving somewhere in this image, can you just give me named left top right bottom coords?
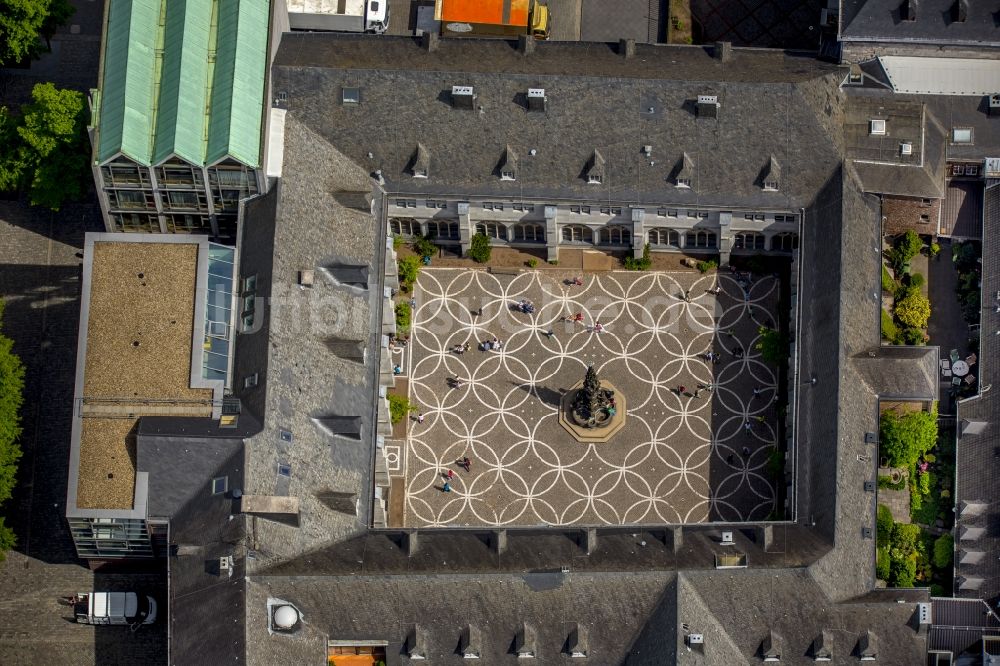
left=403, top=269, right=781, bottom=527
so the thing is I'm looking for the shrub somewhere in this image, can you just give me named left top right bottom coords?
left=923, top=453, right=936, bottom=463
left=891, top=522, right=922, bottom=553
left=880, top=409, right=938, bottom=468
left=910, top=479, right=923, bottom=512
left=908, top=272, right=925, bottom=290
left=878, top=474, right=906, bottom=491
left=387, top=394, right=415, bottom=425
left=929, top=242, right=941, bottom=257
left=881, top=309, right=899, bottom=343
left=877, top=505, right=894, bottom=543
left=901, top=327, right=925, bottom=346
left=624, top=243, right=652, bottom=271
left=895, top=291, right=931, bottom=328
left=881, top=264, right=896, bottom=293
left=526, top=258, right=538, bottom=268
left=392, top=234, right=404, bottom=250
left=468, top=233, right=492, bottom=263
left=890, top=554, right=917, bottom=587
left=397, top=255, right=421, bottom=292
left=412, top=234, right=437, bottom=260
left=755, top=326, right=789, bottom=365
left=767, top=448, right=784, bottom=478
left=929, top=583, right=944, bottom=597
left=394, top=301, right=412, bottom=334
left=876, top=547, right=891, bottom=580
left=890, top=230, right=923, bottom=271
left=933, top=534, right=954, bottom=569
left=696, top=259, right=717, bottom=273
left=918, top=470, right=932, bottom=495
left=0, top=300, right=25, bottom=560
left=548, top=259, right=558, bottom=265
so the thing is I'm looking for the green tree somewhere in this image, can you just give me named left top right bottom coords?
left=895, top=291, right=931, bottom=329
left=755, top=326, right=789, bottom=364
left=394, top=301, right=412, bottom=334
left=40, top=0, right=74, bottom=49
left=0, top=0, right=47, bottom=63
left=0, top=83, right=89, bottom=210
left=387, top=394, right=415, bottom=425
left=397, top=256, right=421, bottom=291
left=412, top=234, right=437, bottom=260
left=890, top=230, right=923, bottom=271
left=0, top=300, right=26, bottom=560
left=876, top=547, right=890, bottom=580
left=891, top=522, right=922, bottom=553
left=879, top=409, right=938, bottom=468
left=933, top=534, right=954, bottom=569
left=890, top=554, right=917, bottom=587
left=468, top=233, right=491, bottom=263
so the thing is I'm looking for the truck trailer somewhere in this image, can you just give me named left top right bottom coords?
left=435, top=0, right=550, bottom=40
left=286, top=0, right=389, bottom=33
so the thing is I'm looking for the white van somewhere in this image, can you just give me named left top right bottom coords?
left=74, top=592, right=157, bottom=626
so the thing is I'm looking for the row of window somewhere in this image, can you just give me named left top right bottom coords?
left=392, top=199, right=797, bottom=221
left=951, top=164, right=979, bottom=176
left=106, top=187, right=249, bottom=213
left=570, top=205, right=624, bottom=215
left=101, top=161, right=258, bottom=191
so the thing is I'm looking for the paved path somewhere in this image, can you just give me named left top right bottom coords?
left=927, top=240, right=971, bottom=411
left=402, top=269, right=781, bottom=526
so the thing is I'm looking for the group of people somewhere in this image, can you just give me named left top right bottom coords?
left=513, top=298, right=535, bottom=314
left=441, top=456, right=473, bottom=492
left=483, top=336, right=504, bottom=351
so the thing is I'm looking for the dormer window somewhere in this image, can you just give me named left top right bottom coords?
left=585, top=150, right=605, bottom=185
left=764, top=180, right=779, bottom=191
left=673, top=153, right=695, bottom=189
left=341, top=87, right=360, bottom=104
left=410, top=143, right=430, bottom=179
left=501, top=170, right=515, bottom=181
left=676, top=178, right=691, bottom=188
left=499, top=145, right=518, bottom=181
left=588, top=174, right=603, bottom=184
left=870, top=119, right=887, bottom=135
left=761, top=155, right=781, bottom=192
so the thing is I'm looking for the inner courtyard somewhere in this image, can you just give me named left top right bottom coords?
left=394, top=267, right=785, bottom=527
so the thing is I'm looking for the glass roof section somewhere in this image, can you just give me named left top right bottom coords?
left=203, top=243, right=235, bottom=383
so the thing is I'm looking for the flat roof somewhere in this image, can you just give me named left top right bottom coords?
left=879, top=56, right=1000, bottom=96
left=75, top=239, right=215, bottom=511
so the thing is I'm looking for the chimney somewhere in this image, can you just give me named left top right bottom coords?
left=696, top=94, right=719, bottom=119
left=451, top=85, right=476, bottom=110
left=422, top=31, right=439, bottom=52
left=902, top=0, right=917, bottom=21
left=518, top=34, right=535, bottom=55
left=714, top=41, right=732, bottom=62
left=526, top=88, right=547, bottom=112
left=619, top=38, right=636, bottom=59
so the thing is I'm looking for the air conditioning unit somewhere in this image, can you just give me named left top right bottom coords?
left=721, top=531, right=734, bottom=546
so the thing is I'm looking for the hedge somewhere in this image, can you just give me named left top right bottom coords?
left=0, top=300, right=25, bottom=560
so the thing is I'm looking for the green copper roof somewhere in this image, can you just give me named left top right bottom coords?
left=206, top=0, right=269, bottom=168
left=97, top=0, right=269, bottom=168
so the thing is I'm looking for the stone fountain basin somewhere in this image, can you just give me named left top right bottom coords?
left=558, top=380, right=626, bottom=443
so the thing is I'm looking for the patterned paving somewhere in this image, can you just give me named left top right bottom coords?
left=401, top=268, right=782, bottom=527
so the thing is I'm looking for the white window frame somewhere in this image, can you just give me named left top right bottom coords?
left=952, top=127, right=973, bottom=144
left=870, top=119, right=887, bottom=135
left=244, top=373, right=259, bottom=389
left=211, top=476, right=228, bottom=495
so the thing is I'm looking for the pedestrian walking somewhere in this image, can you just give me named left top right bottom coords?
left=752, top=387, right=761, bottom=398
left=744, top=419, right=751, bottom=433
left=417, top=413, right=425, bottom=424
left=593, top=321, right=604, bottom=333
left=704, top=382, right=715, bottom=392
left=446, top=469, right=454, bottom=480
left=726, top=454, right=734, bottom=465
left=742, top=446, right=751, bottom=456
left=443, top=482, right=451, bottom=493
left=677, top=385, right=686, bottom=396
left=545, top=328, right=555, bottom=338
left=693, top=387, right=701, bottom=398
left=462, top=456, right=471, bottom=472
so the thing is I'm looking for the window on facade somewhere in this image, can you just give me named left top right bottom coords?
left=394, top=199, right=417, bottom=208
left=112, top=213, right=159, bottom=233
left=598, top=225, right=630, bottom=245
left=588, top=174, right=603, bottom=184
left=952, top=164, right=964, bottom=176
left=425, top=200, right=447, bottom=209
left=763, top=180, right=779, bottom=192
left=773, top=214, right=798, bottom=223
left=952, top=128, right=973, bottom=144
left=561, top=225, right=593, bottom=243
left=734, top=232, right=766, bottom=250
left=242, top=275, right=257, bottom=293
left=211, top=476, right=228, bottom=495
left=475, top=223, right=506, bottom=239
left=648, top=229, right=679, bottom=247
left=667, top=209, right=678, bottom=218
left=162, top=190, right=205, bottom=211
left=967, top=165, right=979, bottom=176
left=157, top=160, right=202, bottom=187
left=919, top=214, right=930, bottom=224
left=102, top=161, right=148, bottom=187
left=164, top=214, right=211, bottom=234
left=390, top=219, right=419, bottom=237
left=483, top=202, right=504, bottom=211
left=771, top=233, right=798, bottom=251
left=109, top=189, right=155, bottom=210
left=501, top=170, right=516, bottom=181
left=656, top=208, right=667, bottom=217
left=686, top=231, right=716, bottom=248
left=512, top=223, right=545, bottom=242
left=512, top=203, right=534, bottom=212
left=427, top=221, right=459, bottom=239
left=676, top=178, right=691, bottom=188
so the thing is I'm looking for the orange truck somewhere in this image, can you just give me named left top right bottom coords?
left=434, top=0, right=550, bottom=40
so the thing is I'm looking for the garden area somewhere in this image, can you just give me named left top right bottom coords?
left=875, top=404, right=954, bottom=593
left=881, top=231, right=934, bottom=346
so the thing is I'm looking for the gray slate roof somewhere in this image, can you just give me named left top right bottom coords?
left=272, top=34, right=844, bottom=209
left=853, top=346, right=940, bottom=401
left=841, top=0, right=1000, bottom=46
left=953, top=181, right=1000, bottom=609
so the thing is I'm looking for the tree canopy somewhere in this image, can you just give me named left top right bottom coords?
left=0, top=0, right=74, bottom=64
left=0, top=299, right=25, bottom=560
left=895, top=291, right=931, bottom=329
left=0, top=82, right=89, bottom=210
left=879, top=408, right=938, bottom=468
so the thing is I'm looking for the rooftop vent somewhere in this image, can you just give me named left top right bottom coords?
left=567, top=624, right=588, bottom=658
left=957, top=575, right=985, bottom=591
left=697, top=95, right=719, bottom=119
left=515, top=623, right=537, bottom=658
left=461, top=625, right=482, bottom=659
left=527, top=88, right=546, bottom=112
left=714, top=41, right=732, bottom=62
left=410, top=143, right=430, bottom=178
left=858, top=630, right=877, bottom=661
left=406, top=625, right=428, bottom=660
left=762, top=630, right=782, bottom=661
left=312, top=415, right=363, bottom=439
left=902, top=0, right=917, bottom=21
left=585, top=150, right=605, bottom=185
left=989, top=94, right=1000, bottom=117
left=900, top=142, right=913, bottom=156
left=951, top=0, right=966, bottom=22
left=298, top=269, right=314, bottom=287
left=960, top=525, right=986, bottom=540
left=959, top=549, right=985, bottom=564
left=218, top=555, right=233, bottom=577
left=918, top=602, right=932, bottom=625
left=320, top=263, right=369, bottom=288
left=870, top=119, right=887, bottom=135
left=720, top=531, right=734, bottom=546
left=451, top=85, right=476, bottom=110
left=812, top=631, right=833, bottom=661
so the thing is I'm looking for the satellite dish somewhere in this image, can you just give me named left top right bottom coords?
left=273, top=605, right=298, bottom=629
left=446, top=22, right=473, bottom=32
